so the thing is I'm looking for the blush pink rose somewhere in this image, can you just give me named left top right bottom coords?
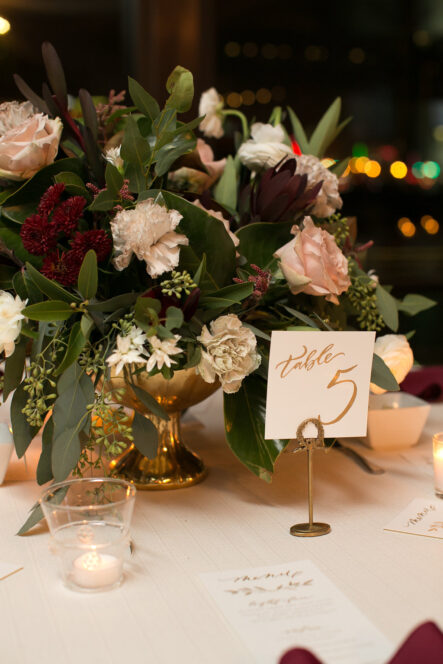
left=274, top=216, right=351, bottom=304
left=0, top=101, right=62, bottom=181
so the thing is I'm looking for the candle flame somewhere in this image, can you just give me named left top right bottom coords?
left=82, top=551, right=102, bottom=570
left=434, top=448, right=443, bottom=460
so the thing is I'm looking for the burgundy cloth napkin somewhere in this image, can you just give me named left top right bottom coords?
left=279, top=621, right=443, bottom=664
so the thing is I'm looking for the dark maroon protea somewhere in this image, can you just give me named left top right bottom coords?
left=242, top=158, right=323, bottom=225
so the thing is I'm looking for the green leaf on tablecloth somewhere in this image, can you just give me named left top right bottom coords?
left=37, top=417, right=54, bottom=485
left=397, top=293, right=436, bottom=316
left=17, top=503, right=44, bottom=536
left=3, top=337, right=27, bottom=400
left=11, top=383, right=40, bottom=458
left=129, top=383, right=169, bottom=421
left=224, top=373, right=288, bottom=479
left=78, top=249, right=98, bottom=300
left=371, top=353, right=400, bottom=392
left=132, top=410, right=159, bottom=458
left=376, top=284, right=399, bottom=332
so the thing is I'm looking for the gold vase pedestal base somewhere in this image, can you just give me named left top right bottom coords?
left=105, top=368, right=220, bottom=491
left=290, top=522, right=331, bottom=537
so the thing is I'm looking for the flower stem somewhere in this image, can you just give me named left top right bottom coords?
left=222, top=110, right=249, bottom=141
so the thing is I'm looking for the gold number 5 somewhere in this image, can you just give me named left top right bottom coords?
left=319, top=365, right=358, bottom=426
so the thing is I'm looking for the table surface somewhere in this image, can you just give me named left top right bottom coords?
left=1, top=393, right=442, bottom=664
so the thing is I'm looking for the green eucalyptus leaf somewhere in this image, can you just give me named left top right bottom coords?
left=0, top=228, right=42, bottom=267
left=52, top=425, right=82, bottom=482
left=200, top=282, right=254, bottom=310
left=3, top=337, right=27, bottom=400
left=155, top=133, right=196, bottom=177
left=132, top=410, right=159, bottom=459
left=121, top=115, right=150, bottom=168
left=129, top=383, right=170, bottom=420
left=12, top=272, right=28, bottom=300
left=308, top=97, right=342, bottom=157
left=2, top=158, right=84, bottom=207
left=397, top=293, right=436, bottom=316
left=224, top=374, right=288, bottom=478
left=193, top=254, right=206, bottom=286
left=23, top=300, right=74, bottom=322
left=54, top=322, right=87, bottom=376
left=165, top=306, right=184, bottom=331
left=11, top=383, right=39, bottom=458
left=88, top=188, right=116, bottom=211
left=330, top=158, right=350, bottom=177
left=37, top=417, right=54, bottom=485
left=80, top=314, right=94, bottom=339
left=282, top=305, right=320, bottom=328
left=376, top=284, right=399, bottom=332
left=78, top=249, right=98, bottom=300
left=17, top=503, right=44, bottom=536
left=87, top=292, right=138, bottom=312
left=371, top=353, right=400, bottom=392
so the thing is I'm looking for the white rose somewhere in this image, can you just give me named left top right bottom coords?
left=198, top=88, right=224, bottom=139
left=237, top=123, right=293, bottom=171
left=295, top=154, right=342, bottom=218
left=370, top=334, right=414, bottom=395
left=0, top=291, right=27, bottom=357
left=111, top=199, right=189, bottom=278
left=197, top=314, right=261, bottom=394
left=0, top=101, right=62, bottom=181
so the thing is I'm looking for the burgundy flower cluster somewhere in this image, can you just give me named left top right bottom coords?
left=234, top=264, right=271, bottom=303
left=20, top=183, right=112, bottom=287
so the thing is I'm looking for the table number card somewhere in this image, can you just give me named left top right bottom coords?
left=384, top=497, right=443, bottom=539
left=265, top=331, right=375, bottom=439
left=201, top=560, right=392, bottom=664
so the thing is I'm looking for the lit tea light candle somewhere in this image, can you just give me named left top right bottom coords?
left=72, top=550, right=122, bottom=589
left=433, top=433, right=443, bottom=499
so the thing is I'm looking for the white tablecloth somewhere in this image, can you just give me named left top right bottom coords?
left=1, top=393, right=442, bottom=664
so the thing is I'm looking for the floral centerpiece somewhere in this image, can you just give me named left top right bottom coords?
left=0, top=43, right=434, bottom=531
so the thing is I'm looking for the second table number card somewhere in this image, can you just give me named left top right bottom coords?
left=266, top=330, right=375, bottom=536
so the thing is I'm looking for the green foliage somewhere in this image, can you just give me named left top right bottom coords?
left=224, top=374, right=288, bottom=480
left=37, top=417, right=54, bottom=485
left=165, top=306, right=184, bottom=330
left=236, top=221, right=293, bottom=269
left=376, top=284, right=399, bottom=332
left=128, top=76, right=160, bottom=120
left=131, top=411, right=159, bottom=458
left=214, top=155, right=237, bottom=210
left=25, top=262, right=79, bottom=303
left=3, top=337, right=27, bottom=400
left=129, top=383, right=170, bottom=420
left=52, top=363, right=94, bottom=481
left=397, top=294, right=436, bottom=316
left=23, top=300, right=74, bottom=321
left=11, top=383, right=40, bottom=458
left=287, top=98, right=351, bottom=158
left=53, top=171, right=89, bottom=197
left=55, top=322, right=87, bottom=376
left=371, top=353, right=400, bottom=392
left=78, top=250, right=98, bottom=300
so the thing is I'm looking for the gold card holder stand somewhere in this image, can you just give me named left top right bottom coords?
left=290, top=417, right=331, bottom=537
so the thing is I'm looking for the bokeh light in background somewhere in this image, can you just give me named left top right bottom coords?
left=0, top=16, right=11, bottom=34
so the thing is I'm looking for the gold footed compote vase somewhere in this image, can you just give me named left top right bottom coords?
left=107, top=368, right=219, bottom=490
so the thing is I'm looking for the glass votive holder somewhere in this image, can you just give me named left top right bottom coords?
left=433, top=433, right=443, bottom=499
left=40, top=478, right=136, bottom=592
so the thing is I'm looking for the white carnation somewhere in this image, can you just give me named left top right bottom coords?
left=198, top=87, right=224, bottom=139
left=0, top=291, right=27, bottom=357
left=197, top=314, right=261, bottom=394
left=295, top=154, right=343, bottom=218
left=111, top=199, right=189, bottom=278
left=370, top=334, right=414, bottom=395
left=237, top=123, right=293, bottom=171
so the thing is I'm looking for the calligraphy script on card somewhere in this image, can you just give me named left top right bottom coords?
left=265, top=331, right=375, bottom=439
left=200, top=560, right=391, bottom=664
left=384, top=498, right=443, bottom=539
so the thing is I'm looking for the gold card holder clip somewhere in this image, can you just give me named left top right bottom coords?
left=290, top=417, right=331, bottom=537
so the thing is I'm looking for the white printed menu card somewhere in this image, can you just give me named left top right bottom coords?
left=201, top=560, right=391, bottom=664
left=384, top=497, right=443, bottom=539
left=265, top=331, right=375, bottom=440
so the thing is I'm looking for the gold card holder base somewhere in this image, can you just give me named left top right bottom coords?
left=289, top=417, right=331, bottom=538
left=290, top=522, right=331, bottom=537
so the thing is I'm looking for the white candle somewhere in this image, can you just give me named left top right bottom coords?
left=72, top=551, right=122, bottom=589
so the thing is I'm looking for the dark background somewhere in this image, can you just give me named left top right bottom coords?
left=0, top=0, right=441, bottom=363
